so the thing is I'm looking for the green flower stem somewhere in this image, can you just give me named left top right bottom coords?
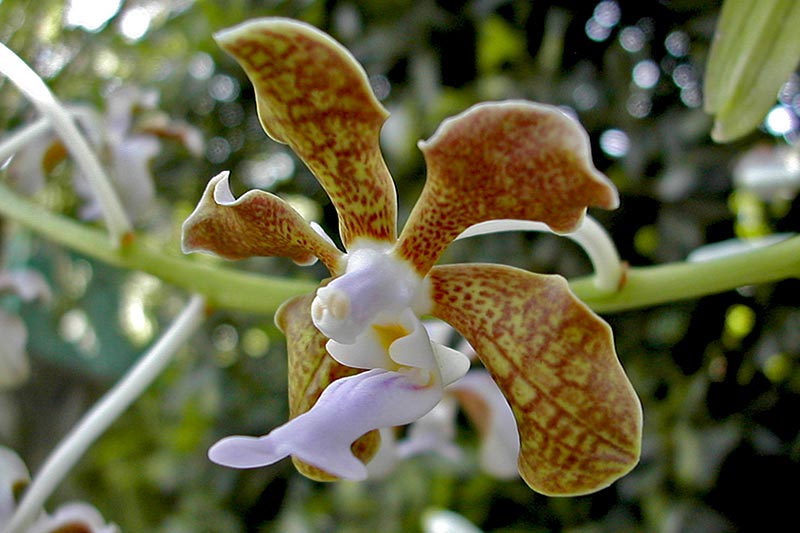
left=5, top=295, right=206, bottom=533
left=1, top=182, right=799, bottom=315
left=0, top=182, right=316, bottom=313
left=572, top=236, right=800, bottom=313
left=457, top=216, right=624, bottom=293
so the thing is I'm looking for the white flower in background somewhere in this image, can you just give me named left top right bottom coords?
left=421, top=508, right=485, bottom=533
left=0, top=446, right=119, bottom=533
left=0, top=270, right=51, bottom=390
left=734, top=144, right=800, bottom=200
left=7, top=86, right=203, bottom=223
left=373, top=370, right=521, bottom=481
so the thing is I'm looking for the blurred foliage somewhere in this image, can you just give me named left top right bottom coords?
left=703, top=0, right=800, bottom=142
left=1, top=0, right=800, bottom=531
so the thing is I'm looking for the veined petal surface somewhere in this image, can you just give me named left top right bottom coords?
left=429, top=264, right=642, bottom=496
left=397, top=102, right=618, bottom=274
left=182, top=172, right=344, bottom=273
left=215, top=18, right=397, bottom=247
left=275, top=293, right=379, bottom=480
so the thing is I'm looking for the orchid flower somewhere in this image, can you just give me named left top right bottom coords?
left=0, top=446, right=119, bottom=533
left=182, top=17, right=642, bottom=495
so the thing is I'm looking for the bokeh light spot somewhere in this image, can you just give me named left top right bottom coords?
left=725, top=304, right=756, bottom=339
left=242, top=328, right=271, bottom=358
left=241, top=152, right=295, bottom=189
left=65, top=0, right=122, bottom=32
left=664, top=30, right=690, bottom=57
left=209, top=74, right=240, bottom=102
left=632, top=59, right=660, bottom=89
left=188, top=52, right=214, bottom=80
left=599, top=128, right=630, bottom=157
left=594, top=1, right=621, bottom=28
left=619, top=26, right=645, bottom=52
left=585, top=17, right=612, bottom=42
left=119, top=7, right=151, bottom=41
left=206, top=136, right=232, bottom=164
left=765, top=106, right=796, bottom=136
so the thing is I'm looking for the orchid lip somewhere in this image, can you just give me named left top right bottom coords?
left=208, top=368, right=445, bottom=479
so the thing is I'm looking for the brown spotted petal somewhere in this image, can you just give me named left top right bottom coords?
left=396, top=101, right=618, bottom=275
left=275, top=293, right=380, bottom=480
left=215, top=18, right=397, bottom=248
left=182, top=171, right=344, bottom=274
left=429, top=264, right=642, bottom=496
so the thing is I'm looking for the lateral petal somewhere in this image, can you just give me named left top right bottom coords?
left=396, top=101, right=618, bottom=274
left=182, top=172, right=344, bottom=274
left=275, top=292, right=379, bottom=480
left=429, top=263, right=642, bottom=496
left=215, top=18, right=397, bottom=247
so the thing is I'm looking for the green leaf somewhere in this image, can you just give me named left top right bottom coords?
left=703, top=0, right=800, bottom=142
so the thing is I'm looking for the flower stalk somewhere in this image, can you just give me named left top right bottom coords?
left=0, top=179, right=798, bottom=315
left=4, top=295, right=206, bottom=533
left=456, top=215, right=624, bottom=293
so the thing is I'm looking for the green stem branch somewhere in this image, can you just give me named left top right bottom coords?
left=1, top=182, right=798, bottom=315
left=571, top=238, right=800, bottom=312
left=0, top=182, right=316, bottom=313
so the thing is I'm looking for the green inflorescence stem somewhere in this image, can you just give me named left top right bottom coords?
left=1, top=182, right=799, bottom=315
left=0, top=182, right=316, bottom=313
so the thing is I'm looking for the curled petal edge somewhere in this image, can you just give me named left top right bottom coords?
left=397, top=101, right=618, bottom=275
left=214, top=17, right=398, bottom=247
left=182, top=171, right=344, bottom=274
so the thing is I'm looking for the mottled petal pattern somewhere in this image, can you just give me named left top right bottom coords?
left=215, top=18, right=397, bottom=247
left=397, top=101, right=618, bottom=274
left=429, top=264, right=642, bottom=496
left=182, top=172, right=344, bottom=274
left=275, top=293, right=379, bottom=480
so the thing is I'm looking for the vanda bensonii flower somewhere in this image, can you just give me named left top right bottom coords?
left=182, top=17, right=642, bottom=495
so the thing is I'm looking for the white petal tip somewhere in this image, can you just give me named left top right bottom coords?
left=211, top=171, right=235, bottom=204
left=208, top=435, right=284, bottom=469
